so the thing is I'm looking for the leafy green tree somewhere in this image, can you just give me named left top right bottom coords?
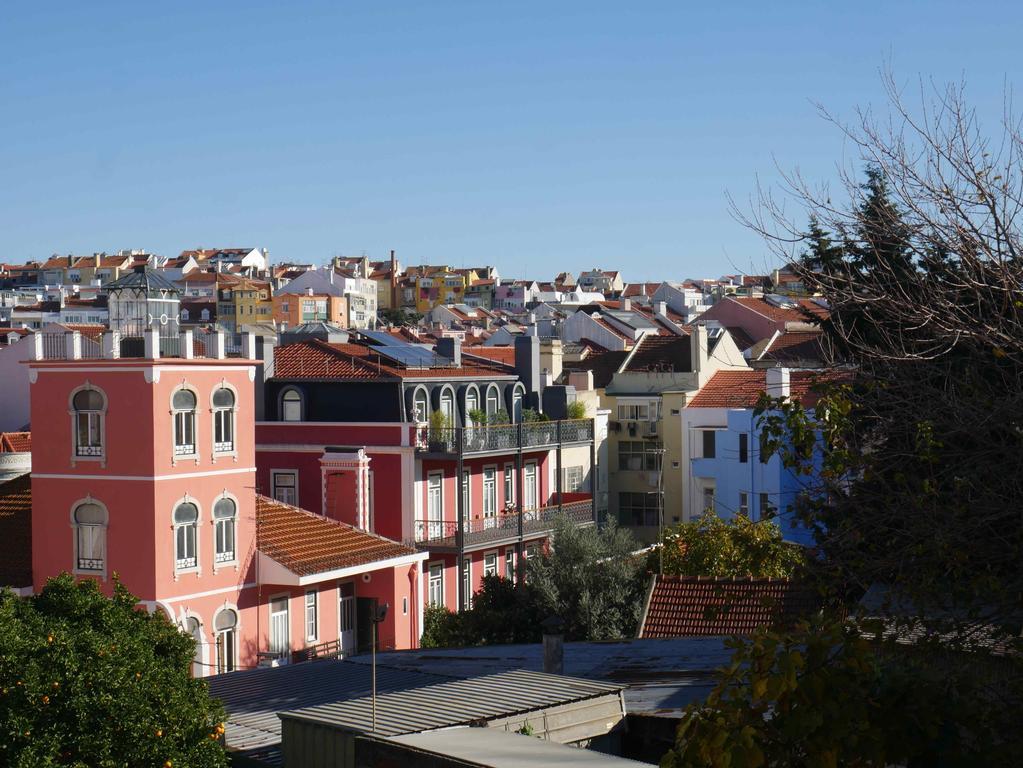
left=566, top=400, right=588, bottom=420
left=422, top=516, right=646, bottom=646
left=0, top=575, right=226, bottom=768
left=657, top=512, right=805, bottom=579
left=528, top=516, right=646, bottom=641
left=663, top=616, right=1021, bottom=767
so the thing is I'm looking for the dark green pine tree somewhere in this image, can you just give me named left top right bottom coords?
left=800, top=214, right=845, bottom=275
left=852, top=166, right=915, bottom=280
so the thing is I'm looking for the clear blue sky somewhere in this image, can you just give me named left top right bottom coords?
left=0, top=1, right=1018, bottom=281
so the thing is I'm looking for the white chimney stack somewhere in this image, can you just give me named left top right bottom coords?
left=622, top=298, right=632, bottom=311
left=766, top=367, right=791, bottom=399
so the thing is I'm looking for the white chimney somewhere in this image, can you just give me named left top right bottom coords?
left=655, top=301, right=668, bottom=317
left=766, top=367, right=791, bottom=399
left=622, top=297, right=632, bottom=311
left=690, top=324, right=708, bottom=373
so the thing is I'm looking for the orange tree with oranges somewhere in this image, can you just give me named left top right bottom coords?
left=0, top=574, right=226, bottom=767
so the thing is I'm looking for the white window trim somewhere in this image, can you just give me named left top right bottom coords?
left=503, top=463, right=516, bottom=509
left=69, top=496, right=109, bottom=581
left=305, top=590, right=319, bottom=643
left=211, top=491, right=240, bottom=571
left=268, top=592, right=291, bottom=657
left=210, top=381, right=239, bottom=461
left=428, top=560, right=445, bottom=607
left=482, top=465, right=498, bottom=518
left=68, top=383, right=107, bottom=467
left=483, top=550, right=499, bottom=578
left=213, top=604, right=240, bottom=675
left=280, top=387, right=304, bottom=422
left=170, top=384, right=201, bottom=466
left=271, top=469, right=299, bottom=507
left=411, top=385, right=430, bottom=424
left=172, top=496, right=202, bottom=578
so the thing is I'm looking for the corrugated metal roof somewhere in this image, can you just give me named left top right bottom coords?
left=389, top=728, right=650, bottom=766
left=346, top=636, right=733, bottom=719
left=207, top=659, right=452, bottom=757
left=281, top=669, right=624, bottom=738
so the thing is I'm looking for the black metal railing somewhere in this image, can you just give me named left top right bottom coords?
left=416, top=419, right=594, bottom=455
left=413, top=499, right=595, bottom=549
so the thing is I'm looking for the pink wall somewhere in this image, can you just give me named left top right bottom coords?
left=700, top=297, right=781, bottom=342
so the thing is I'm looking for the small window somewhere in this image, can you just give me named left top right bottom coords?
left=305, top=591, right=318, bottom=642
left=214, top=609, right=238, bottom=674
left=428, top=562, right=444, bottom=607
left=702, top=430, right=716, bottom=459
left=174, top=502, right=199, bottom=570
left=504, top=465, right=515, bottom=508
left=739, top=492, right=749, bottom=516
left=281, top=389, right=303, bottom=422
left=760, top=493, right=773, bottom=517
left=461, top=557, right=472, bottom=609
left=739, top=433, right=748, bottom=464
left=73, top=502, right=107, bottom=571
left=563, top=466, right=585, bottom=492
left=213, top=498, right=236, bottom=563
left=413, top=388, right=429, bottom=423
left=483, top=552, right=497, bottom=577
left=505, top=549, right=515, bottom=582
left=702, top=483, right=716, bottom=513
left=272, top=471, right=298, bottom=505
left=172, top=390, right=197, bottom=456
left=73, top=389, right=104, bottom=457
left=213, top=388, right=235, bottom=453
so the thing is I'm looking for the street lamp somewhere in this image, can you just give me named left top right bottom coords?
left=370, top=602, right=389, bottom=734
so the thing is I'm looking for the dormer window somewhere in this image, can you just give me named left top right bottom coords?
left=172, top=389, right=197, bottom=456
left=281, top=389, right=303, bottom=422
left=212, top=388, right=235, bottom=453
left=72, top=388, right=105, bottom=457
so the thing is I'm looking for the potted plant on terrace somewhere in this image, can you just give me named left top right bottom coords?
left=428, top=409, right=452, bottom=452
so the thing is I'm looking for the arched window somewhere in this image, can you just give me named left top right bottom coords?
left=214, top=609, right=238, bottom=674
left=439, top=387, right=454, bottom=423
left=72, top=388, right=105, bottom=457
left=511, top=384, right=525, bottom=423
left=212, top=388, right=235, bottom=453
left=465, top=386, right=480, bottom=423
left=485, top=385, right=500, bottom=419
left=412, top=388, right=429, bottom=423
left=213, top=497, right=236, bottom=564
left=172, top=389, right=197, bottom=456
left=174, top=502, right=199, bottom=570
left=185, top=616, right=204, bottom=677
left=180, top=308, right=190, bottom=321
left=281, top=389, right=303, bottom=422
left=73, top=501, right=107, bottom=572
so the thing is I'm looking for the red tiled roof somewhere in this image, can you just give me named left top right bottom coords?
left=256, top=495, right=416, bottom=576
left=0, top=474, right=32, bottom=588
left=687, top=369, right=842, bottom=409
left=757, top=332, right=827, bottom=364
left=592, top=316, right=630, bottom=341
left=639, top=575, right=817, bottom=638
left=463, top=347, right=516, bottom=365
left=40, top=256, right=73, bottom=270
left=0, top=432, right=31, bottom=453
left=622, top=282, right=661, bottom=298
left=730, top=296, right=829, bottom=323
left=623, top=335, right=692, bottom=373
left=58, top=324, right=105, bottom=340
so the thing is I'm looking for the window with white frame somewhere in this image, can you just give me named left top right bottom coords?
left=305, top=591, right=318, bottom=642
left=482, top=467, right=497, bottom=518
left=503, top=464, right=515, bottom=508
left=72, top=388, right=104, bottom=457
left=413, top=388, right=429, bottom=423
left=461, top=557, right=472, bottom=608
left=483, top=552, right=497, bottom=577
left=511, top=385, right=524, bottom=423
left=73, top=501, right=107, bottom=571
left=214, top=609, right=237, bottom=674
left=738, top=491, right=749, bottom=516
left=563, top=465, right=585, bottom=492
left=465, top=387, right=480, bottom=421
left=213, top=497, right=236, bottom=563
left=174, top=502, right=199, bottom=570
left=461, top=470, right=471, bottom=518
left=172, top=389, right=197, bottom=456
left=213, top=388, right=235, bottom=453
left=281, top=389, right=303, bottom=422
left=272, top=471, right=298, bottom=505
left=428, top=562, right=444, bottom=607
left=440, top=388, right=454, bottom=423
left=760, top=493, right=773, bottom=516
left=485, top=385, right=500, bottom=418
left=617, top=402, right=649, bottom=421
left=269, top=597, right=289, bottom=656
left=427, top=473, right=443, bottom=539
left=505, top=549, right=515, bottom=581
left=701, top=481, right=716, bottom=513
left=523, top=462, right=537, bottom=510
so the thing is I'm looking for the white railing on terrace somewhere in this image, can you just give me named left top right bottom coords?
left=30, top=329, right=257, bottom=362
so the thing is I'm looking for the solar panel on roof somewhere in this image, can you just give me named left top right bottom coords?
left=374, top=344, right=443, bottom=369
left=358, top=329, right=403, bottom=346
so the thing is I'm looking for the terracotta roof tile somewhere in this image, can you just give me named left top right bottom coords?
left=730, top=296, right=829, bottom=323
left=0, top=432, right=31, bottom=453
left=463, top=347, right=516, bottom=365
left=256, top=495, right=415, bottom=576
left=688, top=369, right=843, bottom=409
left=0, top=474, right=32, bottom=587
left=757, top=332, right=827, bottom=365
left=639, top=575, right=817, bottom=638
left=623, top=335, right=692, bottom=373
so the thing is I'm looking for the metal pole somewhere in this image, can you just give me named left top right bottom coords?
left=456, top=437, right=465, bottom=613
left=516, top=422, right=524, bottom=581
left=589, top=419, right=596, bottom=525
left=371, top=621, right=377, bottom=733
left=556, top=420, right=563, bottom=515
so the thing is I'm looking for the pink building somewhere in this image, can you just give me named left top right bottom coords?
left=1, top=321, right=426, bottom=676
